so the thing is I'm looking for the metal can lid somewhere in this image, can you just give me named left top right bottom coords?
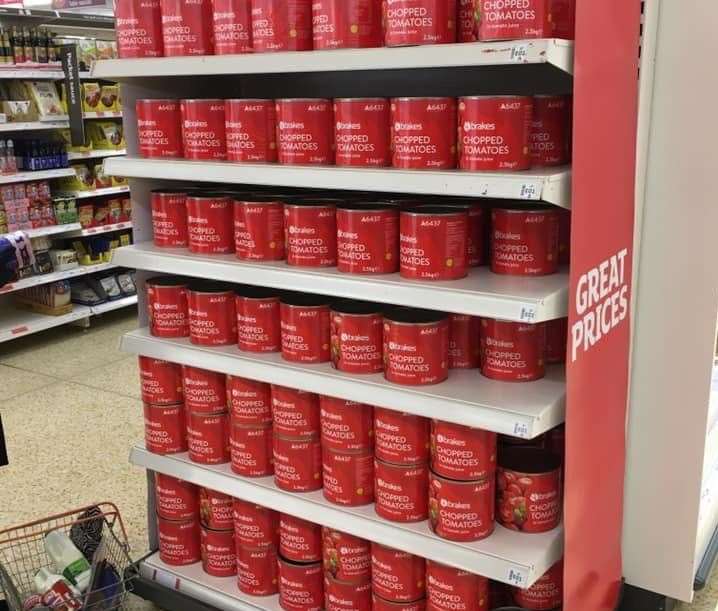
left=235, top=285, right=283, bottom=300
left=499, top=447, right=562, bottom=474
left=188, top=280, right=233, bottom=294
left=281, top=293, right=331, bottom=308
left=335, top=97, right=388, bottom=103
left=336, top=202, right=399, bottom=213
left=402, top=205, right=468, bottom=217
left=331, top=299, right=384, bottom=316
left=276, top=97, right=332, bottom=104
left=384, top=306, right=448, bottom=326
left=147, top=275, right=189, bottom=288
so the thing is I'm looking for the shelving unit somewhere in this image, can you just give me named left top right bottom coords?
left=0, top=303, right=91, bottom=342
left=63, top=220, right=132, bottom=237
left=83, top=111, right=122, bottom=119
left=0, top=261, right=118, bottom=294
left=22, top=222, right=80, bottom=238
left=59, top=185, right=129, bottom=199
left=67, top=148, right=125, bottom=161
left=0, top=120, right=69, bottom=132
left=0, top=167, right=75, bottom=184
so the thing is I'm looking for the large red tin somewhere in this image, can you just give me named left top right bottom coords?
left=324, top=574, right=372, bottom=611
left=227, top=376, right=272, bottom=424
left=545, top=317, right=567, bottom=364
left=280, top=294, right=331, bottom=363
left=234, top=498, right=279, bottom=547
left=234, top=196, right=285, bottom=261
left=323, top=447, right=374, bottom=506
left=151, top=189, right=189, bottom=248
left=374, top=408, right=429, bottom=464
left=182, top=365, right=226, bottom=412
left=143, top=403, right=187, bottom=455
left=430, top=420, right=496, bottom=481
left=399, top=207, right=468, bottom=280
left=475, top=0, right=567, bottom=41
left=160, top=0, right=214, bottom=56
left=147, top=276, right=189, bottom=338
left=336, top=204, right=398, bottom=274
left=320, top=396, right=374, bottom=452
left=251, top=0, right=313, bottom=52
left=278, top=558, right=324, bottom=611
left=157, top=514, right=201, bottom=566
left=375, top=459, right=429, bottom=523
left=235, top=287, right=282, bottom=353
left=273, top=434, right=323, bottom=492
left=155, top=473, right=199, bottom=521
left=371, top=543, right=426, bottom=603
left=373, top=595, right=428, bottom=611
left=312, top=0, right=383, bottom=50
left=116, top=0, right=163, bottom=58
left=139, top=356, right=183, bottom=405
left=330, top=300, right=383, bottom=373
left=280, top=514, right=322, bottom=563
left=457, top=0, right=478, bottom=42
left=479, top=318, right=546, bottom=382
left=530, top=95, right=571, bottom=167
left=237, top=544, right=279, bottom=596
left=199, top=487, right=234, bottom=530
left=137, top=100, right=184, bottom=158
left=230, top=423, right=274, bottom=476
left=458, top=96, right=533, bottom=171
left=188, top=411, right=231, bottom=465
left=428, top=471, right=495, bottom=542
left=284, top=201, right=337, bottom=267
left=226, top=99, right=278, bottom=163
left=383, top=308, right=449, bottom=386
left=426, top=560, right=489, bottom=611
left=181, top=99, right=227, bottom=160
left=271, top=385, right=320, bottom=437
left=334, top=98, right=390, bottom=167
left=448, top=314, right=480, bottom=370
left=322, top=528, right=371, bottom=583
left=186, top=192, right=235, bottom=254
left=212, top=0, right=252, bottom=55
left=200, top=525, right=237, bottom=577
left=512, top=559, right=563, bottom=609
left=491, top=206, right=560, bottom=276
left=391, top=98, right=457, bottom=169
left=558, top=208, right=570, bottom=265
left=458, top=203, right=487, bottom=267
left=497, top=447, right=562, bottom=533
left=383, top=0, right=457, bottom=47
left=187, top=283, right=237, bottom=346
left=276, top=99, right=334, bottom=165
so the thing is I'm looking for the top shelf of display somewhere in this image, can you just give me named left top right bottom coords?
left=0, top=5, right=114, bottom=27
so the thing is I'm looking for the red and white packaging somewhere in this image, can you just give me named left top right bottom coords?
left=512, top=559, right=563, bottom=609
left=276, top=99, right=334, bottom=165
left=545, top=317, right=568, bottom=364
left=458, top=96, right=533, bottom=171
left=280, top=514, right=322, bottom=563
left=273, top=434, right=323, bottom=492
left=116, top=0, right=163, bottom=58
left=312, top=0, right=383, bottom=49
left=181, top=100, right=227, bottom=160
left=199, top=487, right=234, bottom=530
left=151, top=189, right=189, bottom=248
left=371, top=543, right=426, bottom=602
left=284, top=201, right=338, bottom=267
left=329, top=301, right=383, bottom=373
left=426, top=560, right=489, bottom=611
left=234, top=196, right=285, bottom=261
left=235, top=287, right=282, bottom=352
left=251, top=0, right=313, bottom=52
left=136, top=100, right=184, bottom=158
left=271, top=385, right=320, bottom=437
left=430, top=420, right=496, bottom=481
left=457, top=0, right=478, bottom=42
left=383, top=0, right=457, bottom=46
left=139, top=356, right=183, bottom=405
left=186, top=192, right=235, bottom=254
left=320, top=396, right=374, bottom=452
left=200, top=526, right=237, bottom=577
left=322, top=447, right=374, bottom=506
left=383, top=308, right=449, bottom=386
left=336, top=204, right=398, bottom=274
left=448, top=314, right=480, bottom=369
left=237, top=544, right=279, bottom=596
left=147, top=276, right=189, bottom=338
left=225, top=99, right=277, bottom=162
left=280, top=295, right=331, bottom=363
left=475, top=0, right=573, bottom=41
left=160, top=0, right=214, bottom=56
left=373, top=595, right=428, bottom=611
left=428, top=472, right=495, bottom=542
left=324, top=574, right=372, bottom=611
left=278, top=559, right=324, bottom=611
left=187, top=283, right=237, bottom=346
left=374, top=459, right=429, bottom=523
left=233, top=498, right=280, bottom=547
left=188, top=411, right=231, bottom=465
left=530, top=95, right=571, bottom=167
left=182, top=365, right=227, bottom=412
left=227, top=376, right=272, bottom=424
left=155, top=473, right=199, bottom=521
left=334, top=98, right=390, bottom=167
left=458, top=203, right=487, bottom=267
left=391, top=97, right=457, bottom=169
left=558, top=208, right=571, bottom=265
left=212, top=0, right=253, bottom=54
left=230, top=423, right=274, bottom=476
left=144, top=403, right=187, bottom=454
left=479, top=318, right=546, bottom=382
left=374, top=407, right=429, bottom=464
left=157, top=514, right=201, bottom=566
left=322, top=528, right=371, bottom=583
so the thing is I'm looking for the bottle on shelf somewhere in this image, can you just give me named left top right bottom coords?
left=11, top=26, right=24, bottom=65
left=50, top=32, right=60, bottom=63
left=6, top=140, right=17, bottom=174
left=22, top=27, right=32, bottom=64
left=0, top=140, right=8, bottom=175
left=44, top=530, right=92, bottom=592
left=2, top=29, right=12, bottom=65
left=37, top=28, right=48, bottom=64
left=0, top=28, right=7, bottom=64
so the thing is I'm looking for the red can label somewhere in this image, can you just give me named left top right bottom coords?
left=251, top=0, right=313, bottom=52
left=530, top=95, right=571, bottom=167
left=186, top=195, right=235, bottom=254
left=426, top=560, right=489, bottom=611
left=329, top=309, right=383, bottom=373
left=323, top=448, right=374, bottom=506
left=334, top=98, right=391, bottom=167
left=371, top=543, right=426, bottom=603
left=182, top=365, right=226, bottom=412
left=476, top=0, right=552, bottom=41
left=188, top=411, right=231, bottom=465
left=199, top=488, right=234, bottom=530
left=235, top=293, right=281, bottom=352
left=383, top=0, right=457, bottom=46
left=496, top=464, right=561, bottom=532
left=458, top=96, right=533, bottom=171
left=234, top=199, right=285, bottom=261
left=428, top=472, right=495, bottom=542
left=157, top=515, right=201, bottom=566
left=280, top=302, right=331, bottom=363
left=237, top=545, right=279, bottom=596
left=188, top=289, right=237, bottom=346
left=558, top=208, right=570, bottom=265
left=234, top=498, right=279, bottom=547
left=139, top=356, right=183, bottom=405
left=448, top=314, right=480, bottom=369
left=271, top=385, right=320, bottom=437
left=313, top=0, right=383, bottom=49
left=512, top=560, right=563, bottom=609
left=430, top=420, right=496, bottom=481
left=322, top=528, right=371, bottom=583
left=226, top=100, right=278, bottom=162
left=374, top=408, right=429, bottom=464
left=227, top=376, right=272, bottom=425
left=491, top=208, right=560, bottom=276
left=160, top=0, right=214, bottom=55
left=200, top=526, right=237, bottom=577
left=280, top=514, right=322, bottom=563
left=375, top=459, right=429, bottom=523
left=480, top=318, right=546, bottom=382
left=155, top=473, right=199, bottom=521
left=457, top=0, right=478, bottom=41
left=137, top=100, right=183, bottom=159
left=545, top=317, right=568, bottom=364
left=336, top=206, right=398, bottom=274
left=373, top=595, right=428, bottom=611
left=212, top=0, right=252, bottom=55
left=383, top=317, right=449, bottom=385
left=464, top=204, right=487, bottom=267
left=116, top=0, right=163, bottom=58
left=391, top=98, right=457, bottom=169
left=320, top=396, right=374, bottom=452
left=230, top=423, right=274, bottom=477
left=276, top=99, right=334, bottom=165
left=147, top=281, right=189, bottom=338
left=285, top=204, right=337, bottom=267
left=151, top=190, right=189, bottom=248
left=181, top=100, right=227, bottom=160
left=325, top=574, right=372, bottom=611
left=278, top=560, right=324, bottom=611
left=273, top=434, right=323, bottom=492
left=144, top=403, right=187, bottom=455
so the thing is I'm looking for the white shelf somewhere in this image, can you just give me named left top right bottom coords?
left=105, top=157, right=571, bottom=208
left=90, top=294, right=138, bottom=315
left=83, top=111, right=123, bottom=119
left=94, top=39, right=574, bottom=79
left=120, top=328, right=565, bottom=439
left=62, top=221, right=132, bottom=237
left=0, top=262, right=118, bottom=295
left=0, top=168, right=75, bottom=184
left=58, top=185, right=130, bottom=199
left=0, top=304, right=91, bottom=343
left=23, top=223, right=82, bottom=238
left=131, top=445, right=563, bottom=588
left=0, top=68, right=65, bottom=79
left=114, top=243, right=568, bottom=323
left=67, top=149, right=126, bottom=161
left=0, top=120, right=69, bottom=132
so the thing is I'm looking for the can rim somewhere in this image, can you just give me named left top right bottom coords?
left=277, top=555, right=322, bottom=568
left=143, top=402, right=184, bottom=410
left=281, top=293, right=331, bottom=308
left=392, top=97, right=454, bottom=102
left=188, top=280, right=233, bottom=294
left=374, top=457, right=428, bottom=469
left=182, top=99, right=226, bottom=104
left=200, top=523, right=235, bottom=535
left=285, top=197, right=342, bottom=207
left=459, top=95, right=532, bottom=101
left=429, top=469, right=493, bottom=485
left=335, top=97, right=388, bottom=103
left=492, top=205, right=558, bottom=214
left=151, top=188, right=193, bottom=196
left=186, top=192, right=232, bottom=201
left=189, top=410, right=229, bottom=418
left=331, top=299, right=384, bottom=316
left=274, top=432, right=321, bottom=442
left=234, top=195, right=287, bottom=204
left=499, top=447, right=562, bottom=473
left=402, top=205, right=468, bottom=216
left=147, top=275, right=188, bottom=288
left=137, top=99, right=179, bottom=105
left=226, top=98, right=274, bottom=103
left=277, top=98, right=332, bottom=103
left=336, top=202, right=399, bottom=213
left=384, top=306, right=448, bottom=325
left=235, top=285, right=282, bottom=300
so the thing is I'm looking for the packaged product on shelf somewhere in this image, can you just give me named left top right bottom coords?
left=479, top=318, right=547, bottom=382
left=1, top=100, right=36, bottom=123
left=324, top=574, right=372, bottom=610
left=425, top=561, right=490, bottom=611
left=235, top=287, right=281, bottom=352
left=107, top=198, right=123, bottom=223
left=147, top=275, right=190, bottom=338
left=93, top=200, right=110, bottom=226
left=16, top=279, right=72, bottom=314
left=475, top=0, right=576, bottom=41
left=230, top=421, right=273, bottom=476
left=156, top=513, right=201, bottom=566
left=59, top=129, right=92, bottom=154
left=98, top=85, right=119, bottom=113
left=77, top=39, right=98, bottom=71
left=87, top=121, right=125, bottom=150
left=383, top=0, right=457, bottom=47
left=200, top=524, right=236, bottom=577
left=121, top=198, right=132, bottom=222
left=211, top=0, right=252, bottom=55
left=278, top=557, right=324, bottom=611
left=329, top=301, right=384, bottom=374
left=78, top=203, right=94, bottom=228
left=136, top=99, right=183, bottom=158
left=159, top=0, right=214, bottom=56
left=61, top=164, right=94, bottom=191
left=82, top=83, right=101, bottom=112
left=115, top=0, right=164, bottom=59
left=374, top=458, right=429, bottom=522
left=322, top=445, right=374, bottom=506
left=95, top=40, right=116, bottom=61
left=311, top=0, right=383, bottom=50
left=111, top=174, right=128, bottom=187
left=26, top=81, right=64, bottom=118
left=92, top=162, right=112, bottom=189
left=116, top=271, right=137, bottom=296
left=512, top=559, right=563, bottom=609
left=71, top=279, right=107, bottom=306
left=144, top=402, right=188, bottom=455
left=251, top=0, right=313, bottom=53
left=98, top=274, right=123, bottom=300
left=225, top=100, right=278, bottom=163
left=49, top=250, right=78, bottom=271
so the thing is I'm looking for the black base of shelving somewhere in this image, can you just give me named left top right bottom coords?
left=617, top=584, right=675, bottom=611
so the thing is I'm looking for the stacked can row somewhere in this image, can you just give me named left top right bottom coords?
left=117, top=0, right=576, bottom=60
left=137, top=95, right=571, bottom=171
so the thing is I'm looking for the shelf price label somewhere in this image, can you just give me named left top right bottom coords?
left=519, top=306, right=537, bottom=323
left=506, top=566, right=529, bottom=588
left=510, top=44, right=529, bottom=63
left=512, top=422, right=530, bottom=438
left=519, top=183, right=539, bottom=199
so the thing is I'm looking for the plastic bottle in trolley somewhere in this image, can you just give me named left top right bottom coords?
left=44, top=530, right=92, bottom=592
left=33, top=567, right=82, bottom=610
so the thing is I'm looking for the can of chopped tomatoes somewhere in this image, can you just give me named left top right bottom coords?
left=157, top=514, right=201, bottom=566
left=480, top=318, right=546, bottom=382
left=144, top=403, right=187, bottom=454
left=476, top=0, right=553, bottom=41
left=442, top=202, right=486, bottom=267
left=182, top=365, right=226, bottom=413
left=375, top=459, right=429, bottom=523
left=323, top=447, right=374, bottom=506
left=186, top=192, right=235, bottom=254
left=212, top=0, right=252, bottom=55
left=276, top=99, right=334, bottom=165
left=383, top=0, right=457, bottom=46
left=371, top=543, right=426, bottom=602
left=313, top=0, right=383, bottom=49
left=430, top=420, right=496, bottom=481
left=545, top=317, right=568, bottom=364
left=278, top=558, right=324, bottom=611
left=426, top=560, right=490, bottom=611
left=271, top=385, right=320, bottom=437
left=330, top=300, right=384, bottom=373
left=160, top=0, right=213, bottom=55
left=230, top=423, right=274, bottom=476
left=200, top=525, right=237, bottom=577
left=234, top=196, right=285, bottom=261
left=273, top=434, right=323, bottom=492
left=199, top=487, right=233, bottom=530
left=155, top=473, right=199, bottom=521
left=530, top=95, right=571, bottom=167
left=558, top=208, right=571, bottom=265
left=320, top=396, right=374, bottom=452
left=187, top=282, right=237, bottom=346
left=188, top=411, right=231, bottom=465
left=374, top=408, right=429, bottom=464
left=457, top=0, right=477, bottom=41
left=334, top=98, right=391, bottom=167
left=280, top=294, right=331, bottom=363
left=336, top=204, right=399, bottom=274
left=235, top=287, right=282, bottom=353
left=280, top=514, right=322, bottom=563
left=448, top=314, right=480, bottom=369
left=322, top=528, right=371, bottom=583
left=227, top=376, right=272, bottom=425
left=226, top=99, right=277, bottom=162
left=234, top=498, right=280, bottom=546
left=284, top=200, right=338, bottom=267
left=136, top=100, right=184, bottom=158
left=325, top=573, right=373, bottom=610
left=512, top=559, right=563, bottom=609
left=251, top=0, right=313, bottom=52
left=116, top=0, right=163, bottom=58
left=139, top=356, right=183, bottom=405
left=391, top=98, right=457, bottom=169
left=147, top=276, right=189, bottom=338
left=180, top=99, right=227, bottom=160
left=373, top=595, right=428, bottom=610
left=151, top=189, right=189, bottom=248
left=237, top=544, right=279, bottom=596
